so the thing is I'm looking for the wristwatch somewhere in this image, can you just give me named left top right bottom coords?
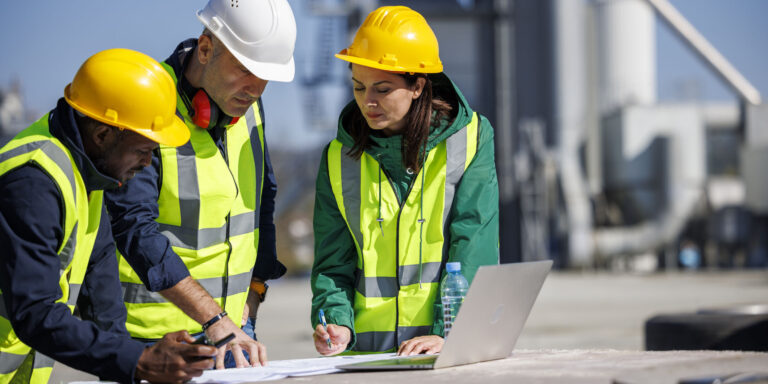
left=250, top=280, right=268, bottom=302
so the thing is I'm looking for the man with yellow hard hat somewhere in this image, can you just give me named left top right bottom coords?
left=104, top=0, right=296, bottom=368
left=0, top=48, right=215, bottom=383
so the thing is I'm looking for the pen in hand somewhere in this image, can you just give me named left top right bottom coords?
left=318, top=309, right=332, bottom=349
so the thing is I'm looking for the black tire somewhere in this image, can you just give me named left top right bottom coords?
left=645, top=313, right=768, bottom=351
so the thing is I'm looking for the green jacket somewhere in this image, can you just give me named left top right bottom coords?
left=311, top=72, right=499, bottom=350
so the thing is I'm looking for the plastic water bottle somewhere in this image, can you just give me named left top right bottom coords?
left=441, top=262, right=468, bottom=338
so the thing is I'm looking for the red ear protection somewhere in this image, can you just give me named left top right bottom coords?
left=191, top=90, right=213, bottom=129
left=190, top=89, right=240, bottom=129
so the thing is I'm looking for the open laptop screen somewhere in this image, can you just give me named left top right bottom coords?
left=337, top=260, right=553, bottom=371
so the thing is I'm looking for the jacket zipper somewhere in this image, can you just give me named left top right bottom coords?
left=383, top=165, right=419, bottom=351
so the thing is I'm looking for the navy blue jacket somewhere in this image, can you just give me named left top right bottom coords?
left=104, top=39, right=285, bottom=296
left=0, top=99, right=145, bottom=383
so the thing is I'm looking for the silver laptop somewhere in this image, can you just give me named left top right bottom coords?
left=337, top=260, right=552, bottom=370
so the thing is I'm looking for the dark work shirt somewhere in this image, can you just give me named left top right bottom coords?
left=0, top=99, right=145, bottom=383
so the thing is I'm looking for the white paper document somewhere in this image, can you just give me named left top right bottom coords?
left=190, top=353, right=398, bottom=383
left=71, top=354, right=398, bottom=384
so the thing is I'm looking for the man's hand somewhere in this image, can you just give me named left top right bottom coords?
left=206, top=316, right=267, bottom=369
left=135, top=330, right=215, bottom=383
left=397, top=335, right=444, bottom=356
left=313, top=324, right=350, bottom=356
left=159, top=277, right=267, bottom=369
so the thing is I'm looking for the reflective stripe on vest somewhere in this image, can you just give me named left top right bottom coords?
left=354, top=262, right=443, bottom=297
left=327, top=113, right=479, bottom=352
left=0, top=351, right=55, bottom=384
left=121, top=271, right=252, bottom=304
left=155, top=107, right=263, bottom=249
left=0, top=353, right=26, bottom=375
left=0, top=138, right=78, bottom=269
left=0, top=116, right=103, bottom=384
left=118, top=62, right=266, bottom=339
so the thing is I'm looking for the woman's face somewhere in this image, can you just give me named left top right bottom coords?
left=351, top=64, right=425, bottom=136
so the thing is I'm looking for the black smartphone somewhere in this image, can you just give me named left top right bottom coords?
left=212, top=332, right=235, bottom=348
left=193, top=332, right=235, bottom=348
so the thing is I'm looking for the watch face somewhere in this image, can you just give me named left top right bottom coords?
left=250, top=281, right=268, bottom=301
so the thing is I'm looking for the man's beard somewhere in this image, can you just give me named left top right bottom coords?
left=91, top=140, right=122, bottom=181
left=92, top=152, right=118, bottom=181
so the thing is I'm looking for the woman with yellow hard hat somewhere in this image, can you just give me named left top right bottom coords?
left=311, top=6, right=499, bottom=355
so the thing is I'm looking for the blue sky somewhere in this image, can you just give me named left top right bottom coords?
left=0, top=0, right=347, bottom=149
left=656, top=0, right=768, bottom=102
left=1, top=0, right=766, bottom=144
left=0, top=0, right=205, bottom=116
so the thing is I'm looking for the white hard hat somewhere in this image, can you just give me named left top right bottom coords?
left=197, top=0, right=297, bottom=82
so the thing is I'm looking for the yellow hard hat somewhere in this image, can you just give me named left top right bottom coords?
left=335, top=6, right=443, bottom=73
left=64, top=48, right=189, bottom=147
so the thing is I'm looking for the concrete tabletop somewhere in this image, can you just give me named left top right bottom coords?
left=271, top=349, right=768, bottom=384
left=50, top=271, right=768, bottom=382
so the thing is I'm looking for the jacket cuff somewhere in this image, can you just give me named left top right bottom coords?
left=113, top=338, right=145, bottom=384
left=144, top=251, right=190, bottom=291
left=251, top=259, right=287, bottom=281
left=430, top=302, right=445, bottom=337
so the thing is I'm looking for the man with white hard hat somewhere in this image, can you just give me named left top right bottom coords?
left=102, top=0, right=296, bottom=368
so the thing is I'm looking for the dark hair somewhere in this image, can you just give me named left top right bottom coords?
left=346, top=73, right=453, bottom=173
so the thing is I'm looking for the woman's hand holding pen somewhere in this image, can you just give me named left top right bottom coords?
left=313, top=324, right=350, bottom=355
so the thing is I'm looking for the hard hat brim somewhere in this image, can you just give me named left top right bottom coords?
left=132, top=117, right=191, bottom=147
left=335, top=51, right=443, bottom=74
left=231, top=47, right=296, bottom=82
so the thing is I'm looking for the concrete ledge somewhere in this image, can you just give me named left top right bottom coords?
left=278, top=350, right=768, bottom=384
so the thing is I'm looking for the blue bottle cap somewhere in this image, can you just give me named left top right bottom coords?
left=446, top=262, right=461, bottom=273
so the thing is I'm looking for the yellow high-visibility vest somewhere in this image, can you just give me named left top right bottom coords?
left=326, top=113, right=478, bottom=352
left=117, top=63, right=266, bottom=339
left=0, top=116, right=103, bottom=384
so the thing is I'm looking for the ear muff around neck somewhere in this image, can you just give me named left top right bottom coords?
left=189, top=89, right=240, bottom=129
left=179, top=74, right=240, bottom=130
left=190, top=89, right=216, bottom=129
left=176, top=55, right=240, bottom=130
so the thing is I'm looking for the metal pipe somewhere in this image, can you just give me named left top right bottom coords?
left=589, top=1, right=706, bottom=261
left=494, top=0, right=515, bottom=202
left=700, top=102, right=740, bottom=131
left=553, top=0, right=594, bottom=266
left=593, top=105, right=706, bottom=258
left=645, top=0, right=762, bottom=105
left=593, top=185, right=701, bottom=257
left=595, top=0, right=656, bottom=114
